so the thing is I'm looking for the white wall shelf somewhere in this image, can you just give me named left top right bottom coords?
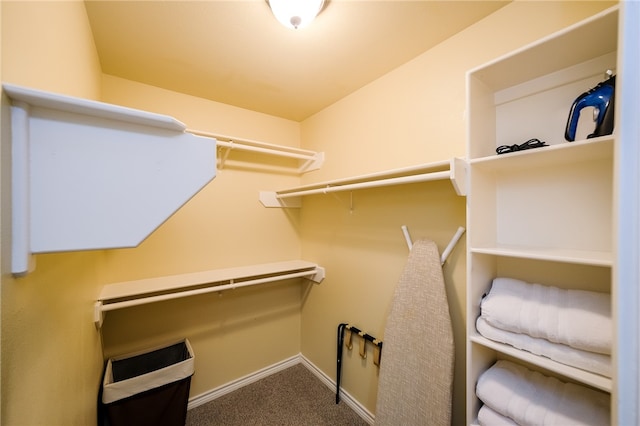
left=94, top=260, right=325, bottom=328
left=470, top=246, right=613, bottom=267
left=4, top=83, right=217, bottom=276
left=188, top=129, right=324, bottom=174
left=470, top=136, right=613, bottom=171
left=465, top=6, right=619, bottom=424
left=469, top=334, right=612, bottom=392
left=259, top=157, right=466, bottom=208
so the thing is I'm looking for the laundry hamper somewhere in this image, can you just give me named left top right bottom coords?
left=101, top=339, right=194, bottom=426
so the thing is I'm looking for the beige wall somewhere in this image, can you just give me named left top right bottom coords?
left=1, top=0, right=101, bottom=99
left=98, top=75, right=305, bottom=396
left=298, top=1, right=616, bottom=424
left=1, top=1, right=104, bottom=425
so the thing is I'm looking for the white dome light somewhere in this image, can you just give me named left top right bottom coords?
left=268, top=0, right=325, bottom=30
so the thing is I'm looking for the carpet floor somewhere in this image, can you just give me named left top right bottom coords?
left=186, top=363, right=368, bottom=426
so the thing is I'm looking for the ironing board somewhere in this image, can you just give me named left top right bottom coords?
left=374, top=239, right=454, bottom=425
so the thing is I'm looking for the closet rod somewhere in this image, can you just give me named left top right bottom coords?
left=99, top=270, right=318, bottom=313
left=186, top=129, right=322, bottom=168
left=277, top=170, right=451, bottom=199
left=216, top=140, right=314, bottom=161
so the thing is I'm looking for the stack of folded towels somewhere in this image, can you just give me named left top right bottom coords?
left=476, top=277, right=611, bottom=377
left=476, top=360, right=610, bottom=426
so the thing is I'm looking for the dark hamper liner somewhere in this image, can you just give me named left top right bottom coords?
left=101, top=339, right=195, bottom=426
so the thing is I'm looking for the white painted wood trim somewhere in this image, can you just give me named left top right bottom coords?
left=187, top=355, right=300, bottom=410
left=3, top=83, right=186, bottom=131
left=614, top=2, right=640, bottom=425
left=4, top=83, right=216, bottom=275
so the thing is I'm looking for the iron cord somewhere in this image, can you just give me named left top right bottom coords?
left=496, top=138, right=548, bottom=155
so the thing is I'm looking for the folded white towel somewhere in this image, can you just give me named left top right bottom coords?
left=476, top=360, right=610, bottom=426
left=478, top=404, right=519, bottom=426
left=476, top=317, right=611, bottom=377
left=481, top=277, right=611, bottom=355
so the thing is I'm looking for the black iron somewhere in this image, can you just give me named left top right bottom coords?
left=565, top=73, right=616, bottom=142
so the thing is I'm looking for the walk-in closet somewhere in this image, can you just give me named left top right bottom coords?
left=1, top=1, right=637, bottom=426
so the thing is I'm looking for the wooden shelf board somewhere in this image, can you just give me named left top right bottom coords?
left=469, top=136, right=613, bottom=170
left=470, top=245, right=612, bottom=267
left=99, top=260, right=318, bottom=302
left=470, top=334, right=612, bottom=392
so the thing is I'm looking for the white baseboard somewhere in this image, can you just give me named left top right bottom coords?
left=298, top=354, right=375, bottom=424
left=187, top=354, right=300, bottom=410
left=187, top=353, right=375, bottom=425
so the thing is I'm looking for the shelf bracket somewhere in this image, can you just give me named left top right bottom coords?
left=450, top=157, right=468, bottom=196
left=259, top=191, right=302, bottom=208
left=94, top=302, right=104, bottom=330
left=4, top=83, right=217, bottom=276
left=307, top=266, right=325, bottom=283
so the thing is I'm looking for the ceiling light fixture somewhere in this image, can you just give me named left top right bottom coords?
left=268, top=0, right=325, bottom=30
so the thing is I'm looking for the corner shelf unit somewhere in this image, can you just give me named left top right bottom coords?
left=4, top=83, right=325, bottom=276
left=259, top=157, right=467, bottom=208
left=94, top=260, right=325, bottom=328
left=465, top=6, right=618, bottom=424
left=4, top=83, right=217, bottom=276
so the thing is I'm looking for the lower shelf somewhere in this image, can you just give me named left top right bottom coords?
left=94, top=260, right=325, bottom=329
left=470, top=334, right=612, bottom=392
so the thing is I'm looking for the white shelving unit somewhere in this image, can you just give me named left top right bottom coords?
left=465, top=6, right=619, bottom=424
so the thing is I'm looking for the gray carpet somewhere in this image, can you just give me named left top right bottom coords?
left=186, top=363, right=368, bottom=426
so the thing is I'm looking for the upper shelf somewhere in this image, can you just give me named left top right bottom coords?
left=4, top=83, right=217, bottom=276
left=466, top=6, right=618, bottom=160
left=259, top=158, right=467, bottom=208
left=468, top=6, right=618, bottom=93
left=188, top=129, right=324, bottom=174
left=470, top=136, right=614, bottom=171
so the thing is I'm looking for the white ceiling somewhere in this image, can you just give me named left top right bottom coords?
left=85, top=1, right=509, bottom=121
